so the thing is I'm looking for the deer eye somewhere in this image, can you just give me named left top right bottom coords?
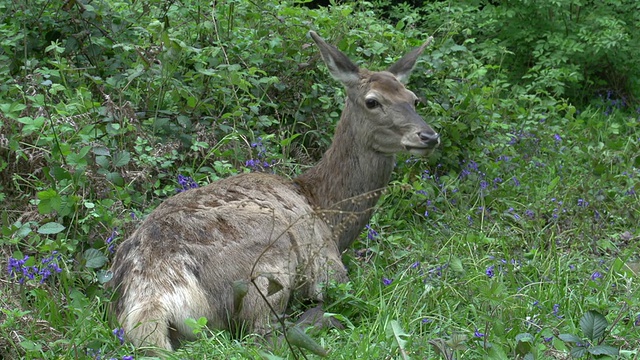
left=365, top=98, right=380, bottom=109
left=414, top=99, right=420, bottom=107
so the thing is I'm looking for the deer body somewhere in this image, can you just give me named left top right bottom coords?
left=109, top=31, right=439, bottom=352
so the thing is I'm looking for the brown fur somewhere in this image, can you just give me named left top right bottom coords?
left=108, top=31, right=439, bottom=353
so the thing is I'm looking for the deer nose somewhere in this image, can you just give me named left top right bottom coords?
left=418, top=130, right=440, bottom=147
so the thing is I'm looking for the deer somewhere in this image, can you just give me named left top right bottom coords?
left=108, top=30, right=439, bottom=353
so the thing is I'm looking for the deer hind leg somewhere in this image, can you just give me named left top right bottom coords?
left=232, top=272, right=292, bottom=335
left=120, top=299, right=174, bottom=352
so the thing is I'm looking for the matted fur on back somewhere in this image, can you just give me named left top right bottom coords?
left=110, top=172, right=345, bottom=350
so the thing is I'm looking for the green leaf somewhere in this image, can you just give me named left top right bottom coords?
left=558, top=333, right=582, bottom=343
left=580, top=310, right=608, bottom=341
left=92, top=146, right=110, bottom=156
left=37, top=222, right=65, bottom=235
left=449, top=256, right=464, bottom=273
left=546, top=176, right=560, bottom=193
left=588, top=345, right=619, bottom=356
left=112, top=150, right=131, bottom=167
left=83, top=248, right=107, bottom=268
left=286, top=326, right=327, bottom=357
left=19, top=340, right=42, bottom=351
left=571, top=345, right=588, bottom=358
left=96, top=270, right=113, bottom=284
left=387, top=320, right=410, bottom=360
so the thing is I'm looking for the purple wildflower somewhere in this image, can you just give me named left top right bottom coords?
left=365, top=225, right=379, bottom=241
left=512, top=176, right=521, bottom=186
left=553, top=134, right=562, bottom=142
left=485, top=265, right=495, bottom=278
left=8, top=252, right=62, bottom=284
left=177, top=174, right=199, bottom=192
left=113, top=327, right=125, bottom=345
left=382, top=277, right=393, bottom=286
left=106, top=228, right=119, bottom=253
left=590, top=271, right=603, bottom=280
left=474, top=329, right=485, bottom=338
left=553, top=304, right=563, bottom=318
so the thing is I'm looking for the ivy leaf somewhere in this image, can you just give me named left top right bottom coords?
left=580, top=310, right=608, bottom=341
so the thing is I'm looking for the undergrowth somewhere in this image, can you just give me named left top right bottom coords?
left=1, top=0, right=639, bottom=359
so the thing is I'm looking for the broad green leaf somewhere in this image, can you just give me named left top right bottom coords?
left=580, top=310, right=608, bottom=341
left=487, top=342, right=509, bottom=359
left=387, top=320, right=410, bottom=360
left=96, top=270, right=113, bottom=284
left=449, top=256, right=464, bottom=273
left=112, top=150, right=131, bottom=167
left=83, top=248, right=107, bottom=268
left=515, top=332, right=534, bottom=343
left=571, top=345, right=588, bottom=358
left=92, top=146, right=110, bottom=156
left=546, top=176, right=560, bottom=193
left=588, top=345, right=619, bottom=356
left=37, top=222, right=65, bottom=235
left=558, top=333, right=582, bottom=343
left=286, top=326, right=327, bottom=357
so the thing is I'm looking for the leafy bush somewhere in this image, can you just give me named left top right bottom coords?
left=1, top=0, right=638, bottom=359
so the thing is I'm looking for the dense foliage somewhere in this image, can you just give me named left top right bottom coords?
left=1, top=0, right=638, bottom=359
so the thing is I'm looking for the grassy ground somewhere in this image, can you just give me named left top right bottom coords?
left=1, top=1, right=639, bottom=359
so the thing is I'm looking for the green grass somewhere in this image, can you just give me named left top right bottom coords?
left=1, top=0, right=640, bottom=359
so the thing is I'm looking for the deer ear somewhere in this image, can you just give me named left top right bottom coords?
left=387, top=36, right=433, bottom=83
left=309, top=31, right=360, bottom=86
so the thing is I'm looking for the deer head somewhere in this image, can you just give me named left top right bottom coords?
left=308, top=31, right=440, bottom=157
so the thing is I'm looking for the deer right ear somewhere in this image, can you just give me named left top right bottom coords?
left=387, top=36, right=433, bottom=83
left=309, top=31, right=360, bottom=86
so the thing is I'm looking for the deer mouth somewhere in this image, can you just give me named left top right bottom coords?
left=405, top=145, right=437, bottom=156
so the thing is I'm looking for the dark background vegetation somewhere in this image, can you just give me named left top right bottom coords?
left=1, top=0, right=639, bottom=359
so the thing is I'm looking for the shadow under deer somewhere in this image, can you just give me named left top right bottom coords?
left=109, top=30, right=439, bottom=353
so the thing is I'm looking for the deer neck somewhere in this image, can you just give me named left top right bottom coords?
left=294, top=101, right=395, bottom=252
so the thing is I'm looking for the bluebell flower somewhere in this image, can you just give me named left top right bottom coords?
left=590, top=271, right=603, bottom=280
left=113, top=327, right=125, bottom=345
left=365, top=225, right=378, bottom=241
left=485, top=265, right=495, bottom=278
left=177, top=174, right=199, bottom=192
left=106, top=228, right=119, bottom=253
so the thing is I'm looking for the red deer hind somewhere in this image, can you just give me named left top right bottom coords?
left=109, top=31, right=439, bottom=353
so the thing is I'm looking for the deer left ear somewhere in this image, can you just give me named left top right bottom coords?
left=309, top=31, right=361, bottom=86
left=387, top=37, right=433, bottom=83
